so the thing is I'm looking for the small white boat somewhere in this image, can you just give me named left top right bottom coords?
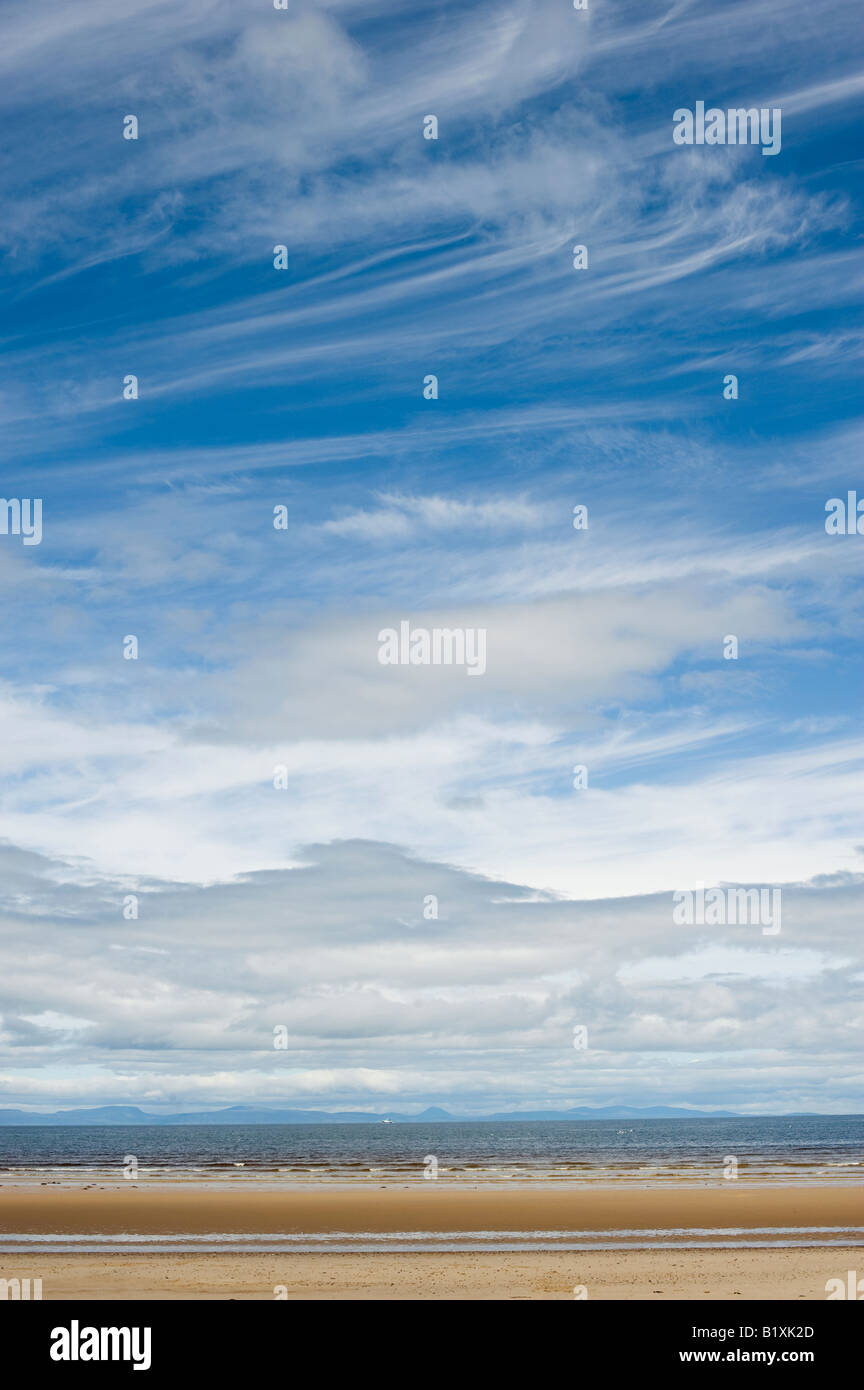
left=381, top=1118, right=392, bottom=1124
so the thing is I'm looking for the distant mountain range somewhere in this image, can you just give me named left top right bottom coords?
left=0, top=1103, right=830, bottom=1126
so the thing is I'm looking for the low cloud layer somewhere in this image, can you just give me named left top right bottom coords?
left=1, top=840, right=861, bottom=1113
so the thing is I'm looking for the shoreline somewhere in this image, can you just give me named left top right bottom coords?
left=2, top=1173, right=861, bottom=1190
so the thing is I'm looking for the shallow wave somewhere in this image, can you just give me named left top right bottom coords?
left=2, top=1162, right=863, bottom=1186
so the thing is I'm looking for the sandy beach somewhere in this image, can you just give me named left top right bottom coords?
left=2, top=1183, right=861, bottom=1299
left=6, top=1247, right=859, bottom=1300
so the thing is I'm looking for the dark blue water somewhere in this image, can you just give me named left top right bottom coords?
left=1, top=1116, right=862, bottom=1184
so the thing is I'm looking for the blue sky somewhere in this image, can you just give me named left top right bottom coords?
left=0, top=0, right=862, bottom=1114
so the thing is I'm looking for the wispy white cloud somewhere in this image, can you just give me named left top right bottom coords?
left=320, top=492, right=546, bottom=539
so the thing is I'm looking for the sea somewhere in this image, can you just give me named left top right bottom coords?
left=1, top=1114, right=862, bottom=1187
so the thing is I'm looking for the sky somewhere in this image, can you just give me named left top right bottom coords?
left=0, top=0, right=862, bottom=1116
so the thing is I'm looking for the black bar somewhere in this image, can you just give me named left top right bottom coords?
left=6, top=1298, right=860, bottom=1377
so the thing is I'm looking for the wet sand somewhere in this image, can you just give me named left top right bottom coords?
left=1, top=1181, right=861, bottom=1234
